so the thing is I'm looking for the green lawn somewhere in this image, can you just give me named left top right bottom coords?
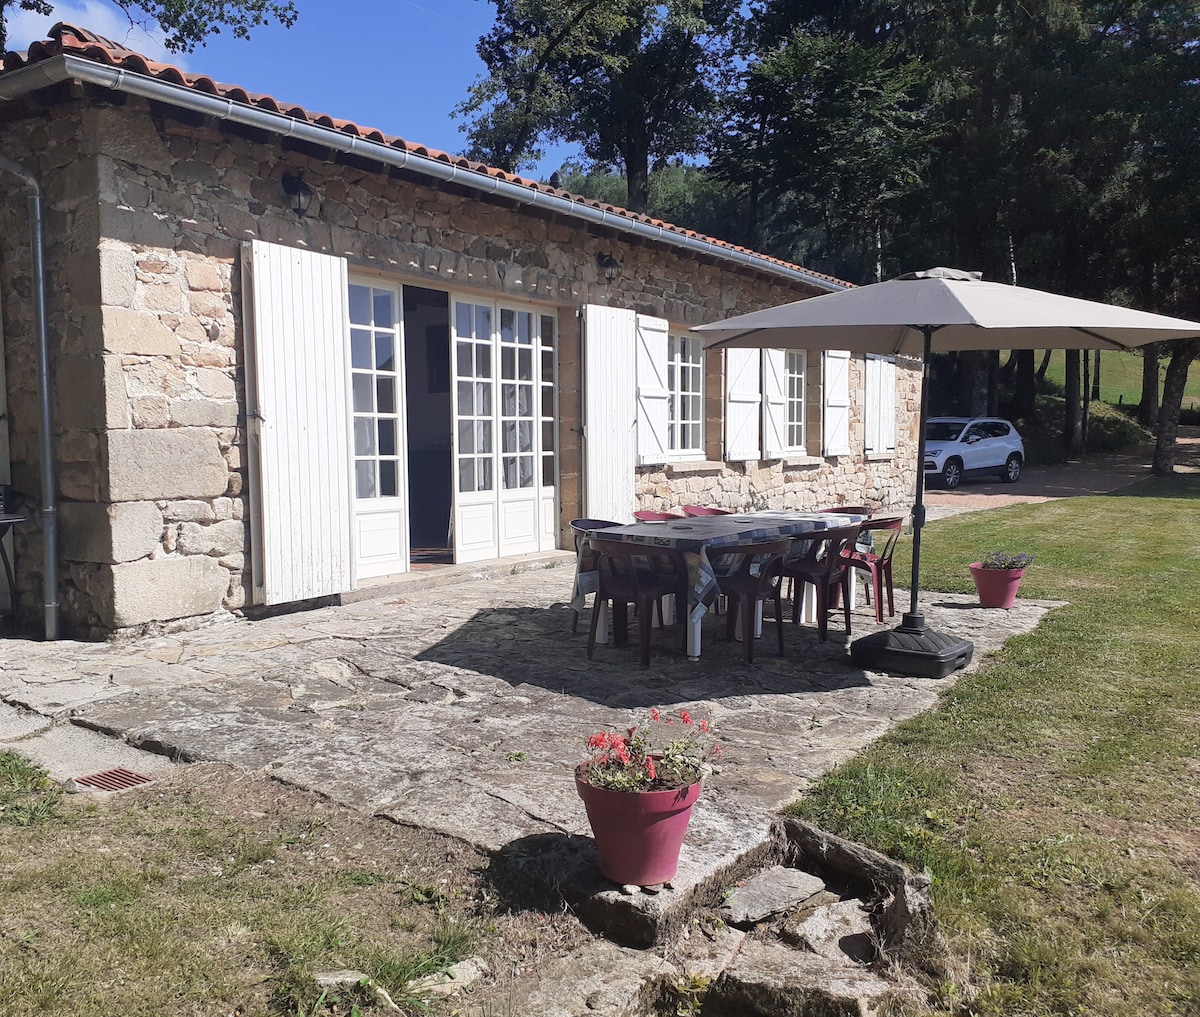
left=1037, top=349, right=1200, bottom=409
left=790, top=475, right=1200, bottom=1015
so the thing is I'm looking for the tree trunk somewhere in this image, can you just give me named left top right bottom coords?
left=625, top=159, right=650, bottom=214
left=1091, top=350, right=1101, bottom=401
left=1064, top=350, right=1083, bottom=456
left=1014, top=351, right=1037, bottom=421
left=987, top=351, right=999, bottom=416
left=1152, top=339, right=1200, bottom=475
left=1082, top=349, right=1091, bottom=449
left=1035, top=350, right=1052, bottom=381
left=957, top=350, right=989, bottom=416
left=1140, top=343, right=1160, bottom=428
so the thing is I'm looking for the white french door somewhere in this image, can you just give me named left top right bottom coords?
left=349, top=280, right=409, bottom=578
left=451, top=296, right=557, bottom=562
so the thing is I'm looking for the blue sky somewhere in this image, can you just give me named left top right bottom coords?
left=6, top=0, right=575, bottom=178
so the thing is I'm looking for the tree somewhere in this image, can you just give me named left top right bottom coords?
left=0, top=0, right=297, bottom=53
left=457, top=0, right=741, bottom=212
left=1153, top=340, right=1200, bottom=474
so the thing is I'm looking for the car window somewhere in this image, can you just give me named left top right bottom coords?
left=926, top=421, right=965, bottom=441
left=963, top=425, right=987, bottom=441
left=986, top=422, right=1010, bottom=438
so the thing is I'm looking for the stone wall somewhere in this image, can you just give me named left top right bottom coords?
left=0, top=92, right=916, bottom=637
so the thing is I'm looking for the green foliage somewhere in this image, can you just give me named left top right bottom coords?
left=457, top=0, right=741, bottom=210
left=0, top=0, right=298, bottom=54
left=0, top=752, right=61, bottom=827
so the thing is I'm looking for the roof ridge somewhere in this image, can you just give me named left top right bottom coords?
left=0, top=23, right=848, bottom=289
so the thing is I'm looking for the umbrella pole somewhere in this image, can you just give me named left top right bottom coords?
left=848, top=325, right=974, bottom=678
left=903, top=327, right=934, bottom=629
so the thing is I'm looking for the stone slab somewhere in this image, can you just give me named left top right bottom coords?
left=723, top=865, right=826, bottom=926
left=0, top=704, right=52, bottom=742
left=704, top=939, right=898, bottom=1017
left=786, top=899, right=877, bottom=964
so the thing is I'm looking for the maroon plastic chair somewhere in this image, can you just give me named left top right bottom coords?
left=633, top=510, right=686, bottom=521
left=711, top=539, right=791, bottom=664
left=681, top=506, right=732, bottom=517
left=781, top=523, right=861, bottom=642
left=568, top=517, right=622, bottom=634
left=841, top=515, right=904, bottom=623
left=817, top=505, right=873, bottom=517
left=586, top=538, right=690, bottom=668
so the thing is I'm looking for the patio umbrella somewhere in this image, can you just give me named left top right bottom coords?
left=694, top=267, right=1200, bottom=677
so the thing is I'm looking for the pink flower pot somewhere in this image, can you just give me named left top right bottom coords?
left=575, top=775, right=702, bottom=886
left=968, top=563, right=1026, bottom=609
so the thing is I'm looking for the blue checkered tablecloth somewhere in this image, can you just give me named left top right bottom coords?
left=570, top=511, right=864, bottom=623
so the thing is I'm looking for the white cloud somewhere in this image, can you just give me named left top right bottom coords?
left=5, top=0, right=182, bottom=66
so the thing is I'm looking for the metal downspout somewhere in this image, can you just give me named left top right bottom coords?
left=0, top=153, right=58, bottom=640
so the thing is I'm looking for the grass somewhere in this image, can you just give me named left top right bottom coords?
left=789, top=473, right=1200, bottom=1015
left=0, top=761, right=587, bottom=1017
left=1037, top=349, right=1200, bottom=410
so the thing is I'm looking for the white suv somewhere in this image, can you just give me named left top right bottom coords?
left=924, top=417, right=1024, bottom=489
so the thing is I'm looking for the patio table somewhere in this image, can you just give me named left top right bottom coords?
left=571, top=510, right=865, bottom=659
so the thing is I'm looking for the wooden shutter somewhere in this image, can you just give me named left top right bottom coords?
left=635, top=314, right=670, bottom=465
left=865, top=354, right=897, bottom=454
left=582, top=305, right=638, bottom=522
left=724, top=348, right=762, bottom=461
left=762, top=348, right=800, bottom=459
left=822, top=350, right=851, bottom=456
left=243, top=240, right=354, bottom=605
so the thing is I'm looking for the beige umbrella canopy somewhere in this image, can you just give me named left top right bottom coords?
left=694, top=267, right=1200, bottom=354
left=693, top=268, right=1200, bottom=677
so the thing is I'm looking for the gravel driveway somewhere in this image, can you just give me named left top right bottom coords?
left=923, top=426, right=1200, bottom=519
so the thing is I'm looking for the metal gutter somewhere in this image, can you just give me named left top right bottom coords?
left=0, top=54, right=849, bottom=293
left=0, top=151, right=59, bottom=640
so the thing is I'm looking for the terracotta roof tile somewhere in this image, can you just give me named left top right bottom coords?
left=2, top=22, right=849, bottom=288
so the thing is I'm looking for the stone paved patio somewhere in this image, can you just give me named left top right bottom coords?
left=0, top=555, right=1059, bottom=928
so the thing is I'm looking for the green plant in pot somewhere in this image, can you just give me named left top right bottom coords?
left=575, top=709, right=721, bottom=887
left=969, top=551, right=1035, bottom=609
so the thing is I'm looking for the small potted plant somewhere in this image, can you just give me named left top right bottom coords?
left=575, top=708, right=721, bottom=887
left=968, top=551, right=1035, bottom=609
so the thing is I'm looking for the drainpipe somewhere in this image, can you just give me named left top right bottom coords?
left=0, top=153, right=59, bottom=640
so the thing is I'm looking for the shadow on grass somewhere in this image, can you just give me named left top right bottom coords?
left=1107, top=474, right=1200, bottom=499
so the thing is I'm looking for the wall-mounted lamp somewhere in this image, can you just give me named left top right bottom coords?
left=597, top=252, right=621, bottom=284
left=281, top=171, right=315, bottom=217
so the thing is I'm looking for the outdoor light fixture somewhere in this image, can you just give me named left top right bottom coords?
left=597, top=252, right=620, bottom=283
left=281, top=171, right=314, bottom=217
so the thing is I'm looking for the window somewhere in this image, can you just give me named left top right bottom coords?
left=667, top=333, right=704, bottom=454
left=786, top=352, right=806, bottom=450
left=349, top=283, right=402, bottom=499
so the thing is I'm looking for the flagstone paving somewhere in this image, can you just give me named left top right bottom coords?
left=0, top=560, right=1056, bottom=900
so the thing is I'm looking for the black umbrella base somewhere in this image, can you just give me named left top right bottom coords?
left=850, top=613, right=974, bottom=679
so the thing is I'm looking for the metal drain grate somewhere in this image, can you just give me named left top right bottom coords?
left=71, top=767, right=153, bottom=792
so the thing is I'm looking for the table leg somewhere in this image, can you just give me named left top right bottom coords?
left=686, top=609, right=702, bottom=660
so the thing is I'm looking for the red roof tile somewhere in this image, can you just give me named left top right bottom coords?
left=2, top=22, right=848, bottom=288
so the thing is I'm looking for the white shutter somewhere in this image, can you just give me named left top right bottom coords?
left=865, top=354, right=897, bottom=455
left=243, top=240, right=354, bottom=605
left=582, top=305, right=638, bottom=522
left=724, top=348, right=761, bottom=461
left=822, top=349, right=851, bottom=456
left=762, top=349, right=794, bottom=458
left=635, top=314, right=670, bottom=465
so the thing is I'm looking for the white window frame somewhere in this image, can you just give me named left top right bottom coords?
left=763, top=348, right=807, bottom=459
left=667, top=331, right=705, bottom=459
left=865, top=353, right=897, bottom=457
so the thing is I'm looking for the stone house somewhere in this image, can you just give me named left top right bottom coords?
left=0, top=24, right=920, bottom=639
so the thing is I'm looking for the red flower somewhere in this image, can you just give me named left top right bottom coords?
left=679, top=710, right=693, bottom=726
left=649, top=708, right=660, bottom=721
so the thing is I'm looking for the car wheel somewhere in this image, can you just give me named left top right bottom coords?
left=1002, top=454, right=1022, bottom=484
left=941, top=458, right=963, bottom=489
